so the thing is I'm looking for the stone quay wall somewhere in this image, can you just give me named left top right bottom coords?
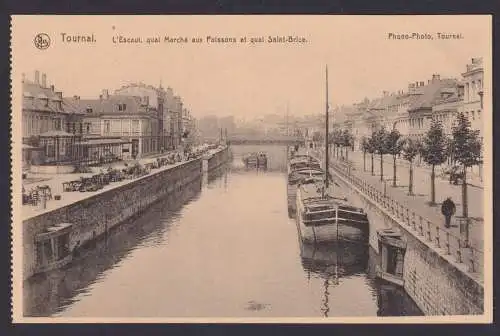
left=329, top=161, right=484, bottom=316
left=207, top=146, right=230, bottom=171
left=23, top=157, right=203, bottom=281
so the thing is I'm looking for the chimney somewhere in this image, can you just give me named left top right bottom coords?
left=432, top=74, right=440, bottom=82
left=415, top=81, right=419, bottom=87
left=41, top=73, right=47, bottom=88
left=73, top=95, right=79, bottom=100
left=22, top=73, right=25, bottom=83
left=102, top=89, right=109, bottom=99
left=34, top=70, right=40, bottom=84
left=420, top=81, right=425, bottom=87
left=50, top=85, right=55, bottom=91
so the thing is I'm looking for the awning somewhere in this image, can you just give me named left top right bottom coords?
left=39, top=130, right=75, bottom=137
left=75, top=138, right=132, bottom=146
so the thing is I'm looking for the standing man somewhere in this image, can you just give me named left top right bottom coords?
left=441, top=197, right=456, bottom=228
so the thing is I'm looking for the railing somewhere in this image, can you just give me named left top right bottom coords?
left=328, top=157, right=483, bottom=279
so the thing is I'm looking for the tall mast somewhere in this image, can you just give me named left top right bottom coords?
left=325, top=65, right=329, bottom=190
left=286, top=102, right=289, bottom=136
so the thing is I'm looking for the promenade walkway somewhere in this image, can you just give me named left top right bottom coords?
left=21, top=151, right=189, bottom=222
left=346, top=150, right=484, bottom=221
left=315, top=149, right=484, bottom=279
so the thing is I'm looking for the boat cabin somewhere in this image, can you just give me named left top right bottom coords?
left=34, top=222, right=74, bottom=274
left=376, top=229, right=407, bottom=287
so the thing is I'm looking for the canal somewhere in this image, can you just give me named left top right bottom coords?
left=24, top=160, right=422, bottom=318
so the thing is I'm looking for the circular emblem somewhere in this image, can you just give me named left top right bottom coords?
left=34, top=33, right=51, bottom=50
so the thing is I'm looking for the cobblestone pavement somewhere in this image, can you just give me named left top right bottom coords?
left=328, top=149, right=484, bottom=254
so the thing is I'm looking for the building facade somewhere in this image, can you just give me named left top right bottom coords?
left=460, top=57, right=483, bottom=135
left=114, top=83, right=165, bottom=151
left=22, top=71, right=86, bottom=143
left=68, top=93, right=159, bottom=158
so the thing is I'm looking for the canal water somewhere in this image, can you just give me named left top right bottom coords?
left=24, top=161, right=422, bottom=318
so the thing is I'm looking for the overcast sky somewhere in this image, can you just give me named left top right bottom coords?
left=13, top=15, right=491, bottom=119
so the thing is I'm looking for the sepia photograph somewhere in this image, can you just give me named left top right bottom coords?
left=10, top=15, right=492, bottom=323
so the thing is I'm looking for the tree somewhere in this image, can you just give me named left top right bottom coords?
left=421, top=119, right=448, bottom=205
left=312, top=131, right=323, bottom=147
left=341, top=129, right=353, bottom=161
left=451, top=112, right=483, bottom=218
left=331, top=129, right=342, bottom=158
left=361, top=136, right=370, bottom=172
left=367, top=133, right=376, bottom=176
left=372, top=127, right=389, bottom=181
left=445, top=136, right=455, bottom=166
left=402, top=138, right=421, bottom=195
left=385, top=129, right=404, bottom=187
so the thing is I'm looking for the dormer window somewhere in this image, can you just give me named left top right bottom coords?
left=118, top=104, right=127, bottom=111
left=86, top=108, right=93, bottom=113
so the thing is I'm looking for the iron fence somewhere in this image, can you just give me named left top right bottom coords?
left=328, top=158, right=483, bottom=278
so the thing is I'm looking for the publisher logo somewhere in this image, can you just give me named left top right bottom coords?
left=34, top=33, right=51, bottom=50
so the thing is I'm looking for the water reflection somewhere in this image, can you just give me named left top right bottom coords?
left=299, top=241, right=369, bottom=317
left=23, top=177, right=203, bottom=317
left=299, top=239, right=422, bottom=317
left=24, top=161, right=422, bottom=318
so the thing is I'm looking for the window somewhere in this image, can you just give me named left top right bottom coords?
left=465, top=83, right=470, bottom=102
left=477, top=110, right=481, bottom=120
left=132, top=120, right=140, bottom=134
left=86, top=108, right=93, bottom=113
left=104, top=120, right=110, bottom=134
left=471, top=111, right=475, bottom=120
left=79, top=123, right=83, bottom=134
left=118, top=104, right=127, bottom=111
left=86, top=123, right=90, bottom=134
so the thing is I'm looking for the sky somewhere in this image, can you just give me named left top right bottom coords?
left=12, top=15, right=491, bottom=119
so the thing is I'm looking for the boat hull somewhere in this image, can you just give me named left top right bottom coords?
left=296, top=217, right=368, bottom=244
left=296, top=189, right=369, bottom=245
left=287, top=183, right=298, bottom=216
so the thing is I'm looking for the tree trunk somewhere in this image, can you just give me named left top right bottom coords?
left=408, top=160, right=413, bottom=195
left=392, top=155, right=397, bottom=187
left=371, top=153, right=374, bottom=176
left=462, top=164, right=468, bottom=218
left=380, top=153, right=384, bottom=181
left=346, top=147, right=349, bottom=162
left=430, top=164, right=436, bottom=205
left=363, top=151, right=366, bottom=172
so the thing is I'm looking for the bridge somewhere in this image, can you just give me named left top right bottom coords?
left=227, top=134, right=304, bottom=146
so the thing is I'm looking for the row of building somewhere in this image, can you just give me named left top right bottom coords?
left=311, top=57, right=484, bottom=150
left=22, top=71, right=197, bottom=166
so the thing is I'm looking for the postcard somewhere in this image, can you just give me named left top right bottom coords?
left=10, top=15, right=492, bottom=323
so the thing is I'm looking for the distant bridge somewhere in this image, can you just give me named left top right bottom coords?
left=227, top=135, right=304, bottom=146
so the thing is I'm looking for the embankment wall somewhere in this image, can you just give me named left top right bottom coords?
left=332, top=166, right=483, bottom=315
left=23, top=158, right=203, bottom=280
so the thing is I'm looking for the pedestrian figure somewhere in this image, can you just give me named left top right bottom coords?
left=441, top=197, right=456, bottom=228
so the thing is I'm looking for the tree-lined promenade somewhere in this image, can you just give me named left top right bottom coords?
left=321, top=111, right=484, bottom=250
